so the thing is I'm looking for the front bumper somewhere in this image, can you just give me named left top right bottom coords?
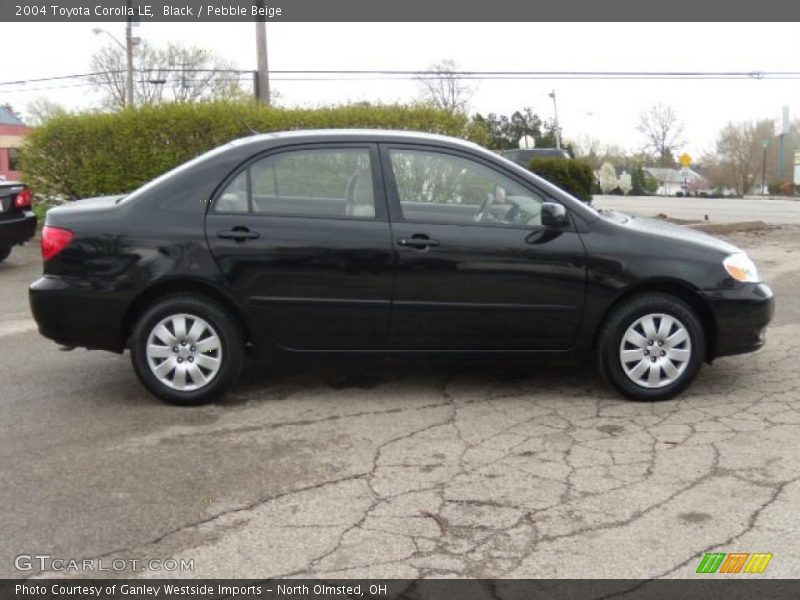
left=0, top=211, right=37, bottom=247
left=700, top=282, right=774, bottom=359
left=29, top=276, right=127, bottom=352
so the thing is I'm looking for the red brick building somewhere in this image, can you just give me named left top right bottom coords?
left=0, top=105, right=31, bottom=181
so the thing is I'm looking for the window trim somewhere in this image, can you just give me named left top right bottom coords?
left=209, top=142, right=387, bottom=222
left=379, top=143, right=572, bottom=231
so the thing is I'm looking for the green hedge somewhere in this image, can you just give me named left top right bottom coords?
left=527, top=156, right=594, bottom=202
left=22, top=101, right=490, bottom=200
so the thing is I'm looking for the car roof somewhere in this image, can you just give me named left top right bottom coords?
left=229, top=128, right=485, bottom=151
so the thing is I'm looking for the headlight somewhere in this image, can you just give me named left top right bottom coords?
left=723, top=253, right=760, bottom=283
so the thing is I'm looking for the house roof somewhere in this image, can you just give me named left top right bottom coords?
left=0, top=105, right=26, bottom=127
left=644, top=167, right=704, bottom=184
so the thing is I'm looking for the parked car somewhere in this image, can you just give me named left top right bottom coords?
left=0, top=181, right=37, bottom=262
left=500, top=148, right=571, bottom=166
left=29, top=130, right=773, bottom=404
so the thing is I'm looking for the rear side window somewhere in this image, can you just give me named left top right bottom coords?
left=214, top=170, right=248, bottom=213
left=214, top=148, right=376, bottom=219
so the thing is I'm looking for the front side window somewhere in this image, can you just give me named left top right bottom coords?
left=214, top=148, right=376, bottom=219
left=389, top=149, right=545, bottom=226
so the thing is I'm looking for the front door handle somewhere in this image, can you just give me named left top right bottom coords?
left=397, top=235, right=440, bottom=249
left=217, top=227, right=260, bottom=242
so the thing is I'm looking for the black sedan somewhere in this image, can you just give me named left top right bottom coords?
left=29, top=130, right=774, bottom=404
left=0, top=181, right=37, bottom=262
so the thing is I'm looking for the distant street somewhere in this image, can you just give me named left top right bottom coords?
left=594, top=195, right=800, bottom=224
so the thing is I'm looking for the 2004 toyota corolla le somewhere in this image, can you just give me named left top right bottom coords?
left=29, top=130, right=774, bottom=404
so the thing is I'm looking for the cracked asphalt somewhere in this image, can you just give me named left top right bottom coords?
left=1, top=225, right=799, bottom=580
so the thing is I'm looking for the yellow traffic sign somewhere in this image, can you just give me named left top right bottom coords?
left=679, top=153, right=692, bottom=167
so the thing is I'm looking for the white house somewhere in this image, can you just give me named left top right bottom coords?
left=643, top=167, right=712, bottom=196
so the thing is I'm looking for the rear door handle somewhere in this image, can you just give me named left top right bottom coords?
left=217, top=227, right=260, bottom=242
left=397, top=236, right=440, bottom=249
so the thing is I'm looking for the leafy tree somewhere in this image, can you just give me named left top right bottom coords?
left=473, top=108, right=558, bottom=151
left=528, top=157, right=594, bottom=202
left=597, top=162, right=618, bottom=194
left=618, top=170, right=632, bottom=195
left=630, top=163, right=647, bottom=195
left=644, top=171, right=660, bottom=194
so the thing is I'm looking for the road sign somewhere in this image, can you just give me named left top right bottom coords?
left=679, top=153, right=692, bottom=167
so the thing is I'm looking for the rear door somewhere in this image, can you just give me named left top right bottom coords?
left=205, top=143, right=394, bottom=351
left=381, top=144, right=587, bottom=351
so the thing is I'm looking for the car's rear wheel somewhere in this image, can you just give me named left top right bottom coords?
left=597, top=293, right=705, bottom=401
left=130, top=295, right=244, bottom=405
left=0, top=247, right=11, bottom=262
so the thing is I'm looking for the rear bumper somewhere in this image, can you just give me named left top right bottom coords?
left=29, top=276, right=127, bottom=352
left=0, top=211, right=37, bottom=247
left=700, top=283, right=774, bottom=359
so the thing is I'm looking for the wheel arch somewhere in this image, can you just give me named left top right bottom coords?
left=593, top=279, right=718, bottom=362
left=121, top=279, right=254, bottom=349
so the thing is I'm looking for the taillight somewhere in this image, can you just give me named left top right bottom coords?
left=14, top=188, right=32, bottom=209
left=41, top=226, right=73, bottom=261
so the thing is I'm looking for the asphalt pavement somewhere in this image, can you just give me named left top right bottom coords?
left=1, top=225, right=800, bottom=579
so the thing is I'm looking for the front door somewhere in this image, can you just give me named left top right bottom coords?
left=381, top=145, right=587, bottom=351
left=206, top=143, right=394, bottom=351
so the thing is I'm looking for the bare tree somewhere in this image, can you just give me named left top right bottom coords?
left=25, top=97, right=67, bottom=125
left=706, top=120, right=775, bottom=195
left=88, top=41, right=246, bottom=110
left=636, top=104, right=685, bottom=166
left=416, top=59, right=474, bottom=114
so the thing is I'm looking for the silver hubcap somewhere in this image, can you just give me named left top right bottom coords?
left=146, top=313, right=222, bottom=392
left=619, top=313, right=692, bottom=389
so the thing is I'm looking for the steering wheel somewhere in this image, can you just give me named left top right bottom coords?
left=503, top=203, right=520, bottom=224
left=473, top=193, right=494, bottom=223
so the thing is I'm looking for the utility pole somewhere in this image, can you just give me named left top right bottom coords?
left=761, top=139, right=770, bottom=198
left=125, top=0, right=134, bottom=108
left=549, top=90, right=561, bottom=150
left=254, top=16, right=270, bottom=104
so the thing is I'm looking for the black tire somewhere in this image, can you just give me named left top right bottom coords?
left=0, top=247, right=11, bottom=262
left=130, top=294, right=244, bottom=405
left=597, top=293, right=705, bottom=401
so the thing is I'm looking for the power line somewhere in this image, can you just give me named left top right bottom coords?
left=4, top=69, right=800, bottom=88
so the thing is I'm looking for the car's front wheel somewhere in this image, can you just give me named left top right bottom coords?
left=597, top=293, right=705, bottom=401
left=130, top=295, right=244, bottom=405
left=0, top=247, right=11, bottom=262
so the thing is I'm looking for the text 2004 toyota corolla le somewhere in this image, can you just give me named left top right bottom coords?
left=29, top=130, right=774, bottom=404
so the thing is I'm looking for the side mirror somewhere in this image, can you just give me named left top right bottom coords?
left=541, top=202, right=568, bottom=227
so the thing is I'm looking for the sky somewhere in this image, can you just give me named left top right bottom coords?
left=1, top=22, right=799, bottom=158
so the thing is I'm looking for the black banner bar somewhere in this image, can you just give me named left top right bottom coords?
left=3, top=580, right=800, bottom=600
left=2, top=0, right=800, bottom=22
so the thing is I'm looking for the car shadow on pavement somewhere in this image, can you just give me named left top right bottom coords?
left=228, top=354, right=613, bottom=406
